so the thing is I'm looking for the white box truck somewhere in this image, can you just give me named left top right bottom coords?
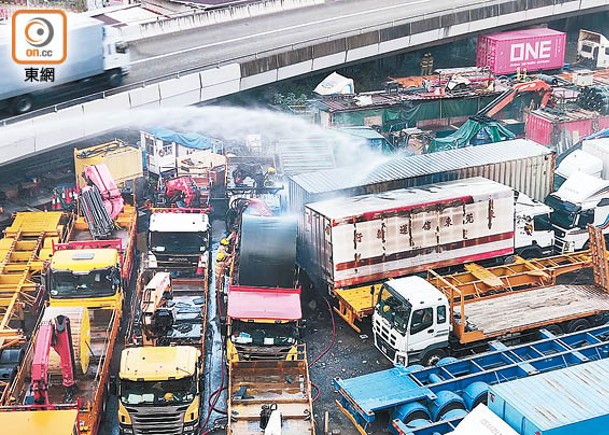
left=299, top=177, right=554, bottom=293
left=0, top=14, right=129, bottom=114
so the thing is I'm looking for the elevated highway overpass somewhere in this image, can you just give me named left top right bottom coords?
left=2, top=0, right=608, bottom=166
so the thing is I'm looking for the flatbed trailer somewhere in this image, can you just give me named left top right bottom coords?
left=4, top=305, right=120, bottom=435
left=130, top=268, right=208, bottom=350
left=228, top=354, right=315, bottom=435
left=335, top=323, right=609, bottom=435
left=335, top=249, right=592, bottom=332
left=0, top=211, right=67, bottom=403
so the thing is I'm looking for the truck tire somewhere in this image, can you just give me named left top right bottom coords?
left=544, top=324, right=563, bottom=336
left=421, top=349, right=447, bottom=367
left=10, top=95, right=34, bottom=114
left=106, top=70, right=123, bottom=87
left=567, top=319, right=590, bottom=333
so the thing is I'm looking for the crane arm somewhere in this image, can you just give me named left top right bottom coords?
left=481, top=80, right=552, bottom=117
left=30, top=315, right=76, bottom=405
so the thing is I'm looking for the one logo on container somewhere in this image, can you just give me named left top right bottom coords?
left=509, top=40, right=552, bottom=66
left=12, top=9, right=67, bottom=65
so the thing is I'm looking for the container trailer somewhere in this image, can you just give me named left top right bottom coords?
left=299, top=178, right=554, bottom=300
left=476, top=28, right=566, bottom=75
left=288, top=139, right=555, bottom=217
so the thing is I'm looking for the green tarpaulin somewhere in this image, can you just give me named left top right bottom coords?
left=427, top=118, right=515, bottom=153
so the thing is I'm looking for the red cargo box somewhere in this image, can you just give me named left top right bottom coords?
left=526, top=111, right=594, bottom=146
left=477, top=28, right=566, bottom=75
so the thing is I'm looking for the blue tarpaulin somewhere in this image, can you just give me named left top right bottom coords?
left=148, top=128, right=215, bottom=151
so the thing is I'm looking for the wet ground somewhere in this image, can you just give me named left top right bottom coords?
left=304, top=299, right=393, bottom=434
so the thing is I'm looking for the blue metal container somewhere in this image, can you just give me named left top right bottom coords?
left=488, top=358, right=609, bottom=435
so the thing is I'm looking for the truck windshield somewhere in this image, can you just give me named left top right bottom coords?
left=545, top=195, right=581, bottom=229
left=121, top=377, right=196, bottom=405
left=231, top=320, right=298, bottom=346
left=150, top=231, right=208, bottom=254
left=376, top=284, right=411, bottom=334
left=50, top=268, right=118, bottom=299
left=533, top=213, right=553, bottom=231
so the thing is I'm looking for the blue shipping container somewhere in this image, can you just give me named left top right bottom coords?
left=488, top=358, right=609, bottom=435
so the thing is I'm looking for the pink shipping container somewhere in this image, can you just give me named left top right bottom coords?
left=477, top=28, right=566, bottom=75
left=526, top=111, right=595, bottom=147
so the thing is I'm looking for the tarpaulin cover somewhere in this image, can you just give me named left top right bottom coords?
left=238, top=214, right=297, bottom=288
left=227, top=286, right=302, bottom=320
left=428, top=118, right=515, bottom=153
left=148, top=127, right=215, bottom=151
left=331, top=97, right=494, bottom=132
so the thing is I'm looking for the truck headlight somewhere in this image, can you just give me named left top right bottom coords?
left=183, top=424, right=196, bottom=431
left=120, top=428, right=133, bottom=435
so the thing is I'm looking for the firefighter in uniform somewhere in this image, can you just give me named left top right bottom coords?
left=215, top=251, right=230, bottom=293
left=420, top=53, right=434, bottom=76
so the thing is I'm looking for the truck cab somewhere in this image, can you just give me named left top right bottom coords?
left=545, top=172, right=609, bottom=252
left=102, top=25, right=130, bottom=85
left=372, top=276, right=449, bottom=366
left=514, top=191, right=554, bottom=257
left=578, top=29, right=609, bottom=69
left=117, top=346, right=201, bottom=435
left=48, top=248, right=123, bottom=310
left=147, top=210, right=210, bottom=273
left=554, top=149, right=603, bottom=190
left=226, top=286, right=304, bottom=362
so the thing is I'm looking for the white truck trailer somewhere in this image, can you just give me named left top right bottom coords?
left=0, top=14, right=129, bottom=114
left=299, top=177, right=554, bottom=294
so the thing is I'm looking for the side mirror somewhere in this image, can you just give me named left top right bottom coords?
left=109, top=376, right=118, bottom=396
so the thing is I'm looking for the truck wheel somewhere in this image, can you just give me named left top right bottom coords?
left=106, top=70, right=123, bottom=87
left=422, top=349, right=447, bottom=367
left=10, top=95, right=34, bottom=114
left=567, top=319, right=590, bottom=333
left=544, top=324, right=563, bottom=336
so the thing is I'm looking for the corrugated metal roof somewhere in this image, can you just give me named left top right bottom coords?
left=290, top=139, right=552, bottom=194
left=490, top=358, right=609, bottom=430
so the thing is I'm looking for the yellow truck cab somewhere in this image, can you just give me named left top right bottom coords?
left=117, top=346, right=201, bottom=435
left=48, top=248, right=123, bottom=310
left=226, top=286, right=305, bottom=362
left=2, top=409, right=80, bottom=435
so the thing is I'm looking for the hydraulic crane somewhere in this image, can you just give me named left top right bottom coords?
left=29, top=315, right=76, bottom=406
